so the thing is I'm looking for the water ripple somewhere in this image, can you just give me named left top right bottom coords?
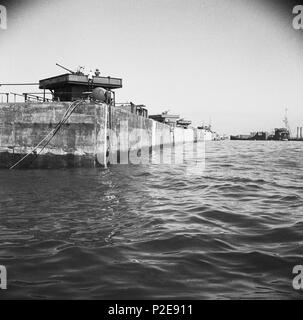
left=0, top=141, right=303, bottom=299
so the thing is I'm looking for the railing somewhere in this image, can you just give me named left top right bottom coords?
left=23, top=93, right=53, bottom=102
left=0, top=82, right=53, bottom=103
left=0, top=92, right=53, bottom=103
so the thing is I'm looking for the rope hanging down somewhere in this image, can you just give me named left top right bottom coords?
left=9, top=100, right=84, bottom=170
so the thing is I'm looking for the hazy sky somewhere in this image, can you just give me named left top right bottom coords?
left=0, top=0, right=303, bottom=134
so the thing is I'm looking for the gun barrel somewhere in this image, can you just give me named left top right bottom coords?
left=56, top=63, right=74, bottom=74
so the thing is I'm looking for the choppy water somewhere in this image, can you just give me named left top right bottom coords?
left=0, top=141, right=303, bottom=299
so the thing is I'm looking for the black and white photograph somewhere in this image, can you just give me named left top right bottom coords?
left=0, top=0, right=303, bottom=305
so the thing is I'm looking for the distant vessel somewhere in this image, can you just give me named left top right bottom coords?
left=231, top=129, right=290, bottom=141
left=268, top=128, right=290, bottom=141
left=230, top=131, right=269, bottom=141
left=230, top=109, right=291, bottom=141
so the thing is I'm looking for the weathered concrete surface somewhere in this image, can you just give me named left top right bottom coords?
left=0, top=102, right=104, bottom=168
left=0, top=102, right=207, bottom=169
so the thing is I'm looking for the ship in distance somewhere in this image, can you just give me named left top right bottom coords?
left=230, top=128, right=290, bottom=141
left=230, top=111, right=294, bottom=141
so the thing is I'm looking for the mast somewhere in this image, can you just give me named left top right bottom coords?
left=283, top=107, right=291, bottom=137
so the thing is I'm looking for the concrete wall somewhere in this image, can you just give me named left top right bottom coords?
left=0, top=102, right=102, bottom=168
left=174, top=127, right=196, bottom=144
left=0, top=102, right=208, bottom=169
